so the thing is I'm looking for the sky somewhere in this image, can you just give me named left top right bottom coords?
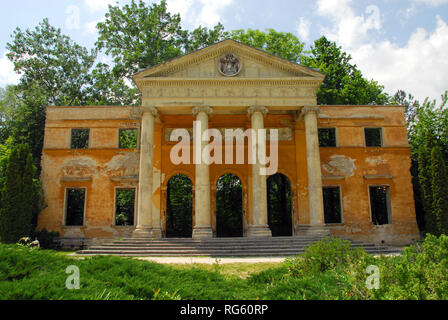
left=1, top=0, right=447, bottom=104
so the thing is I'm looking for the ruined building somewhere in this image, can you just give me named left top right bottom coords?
left=38, top=40, right=420, bottom=245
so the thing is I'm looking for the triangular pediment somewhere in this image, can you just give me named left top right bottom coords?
left=133, top=39, right=325, bottom=82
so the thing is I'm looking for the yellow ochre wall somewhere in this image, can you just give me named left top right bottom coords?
left=38, top=105, right=420, bottom=245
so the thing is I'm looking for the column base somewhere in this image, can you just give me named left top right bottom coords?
left=152, top=227, right=163, bottom=239
left=132, top=227, right=154, bottom=238
left=192, top=226, right=213, bottom=239
left=295, top=225, right=331, bottom=237
left=247, top=225, right=272, bottom=238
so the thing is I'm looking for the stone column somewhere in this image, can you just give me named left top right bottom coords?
left=133, top=107, right=158, bottom=238
left=192, top=106, right=213, bottom=238
left=299, top=106, right=329, bottom=236
left=247, top=106, right=272, bottom=237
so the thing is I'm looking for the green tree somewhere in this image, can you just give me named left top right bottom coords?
left=418, top=138, right=434, bottom=234
left=96, top=0, right=186, bottom=81
left=6, top=18, right=97, bottom=106
left=0, top=144, right=35, bottom=243
left=216, top=174, right=243, bottom=237
left=0, top=86, right=19, bottom=144
left=267, top=173, right=292, bottom=236
left=391, top=90, right=421, bottom=127
left=184, top=23, right=228, bottom=53
left=430, top=145, right=448, bottom=236
left=5, top=18, right=103, bottom=169
left=230, top=28, right=304, bottom=63
left=166, top=174, right=193, bottom=238
left=409, top=91, right=448, bottom=235
left=6, top=84, right=49, bottom=171
left=95, top=0, right=226, bottom=104
left=302, top=36, right=389, bottom=105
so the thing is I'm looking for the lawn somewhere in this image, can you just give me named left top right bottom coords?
left=0, top=235, right=447, bottom=300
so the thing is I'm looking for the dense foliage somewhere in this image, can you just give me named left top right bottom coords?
left=166, top=174, right=193, bottom=238
left=405, top=92, right=448, bottom=235
left=216, top=174, right=243, bottom=237
left=1, top=236, right=447, bottom=300
left=0, top=0, right=447, bottom=242
left=0, top=144, right=38, bottom=243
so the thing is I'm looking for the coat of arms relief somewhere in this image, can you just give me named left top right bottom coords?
left=218, top=53, right=242, bottom=76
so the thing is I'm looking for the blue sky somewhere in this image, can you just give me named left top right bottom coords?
left=1, top=0, right=447, bottom=103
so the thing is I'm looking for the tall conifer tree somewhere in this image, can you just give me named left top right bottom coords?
left=0, top=144, right=34, bottom=243
left=430, top=145, right=448, bottom=236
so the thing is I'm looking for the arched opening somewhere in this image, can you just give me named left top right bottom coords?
left=267, top=173, right=293, bottom=236
left=216, top=174, right=244, bottom=237
left=166, top=174, right=193, bottom=238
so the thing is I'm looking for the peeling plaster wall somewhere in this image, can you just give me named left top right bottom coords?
left=318, top=106, right=419, bottom=245
left=39, top=105, right=420, bottom=245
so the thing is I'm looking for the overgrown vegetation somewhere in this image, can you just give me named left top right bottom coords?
left=408, top=92, right=448, bottom=235
left=0, top=0, right=447, bottom=268
left=0, top=143, right=43, bottom=244
left=0, top=236, right=447, bottom=300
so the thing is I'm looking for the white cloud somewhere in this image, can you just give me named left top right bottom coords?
left=297, top=17, right=311, bottom=42
left=316, top=0, right=448, bottom=103
left=412, top=0, right=448, bottom=6
left=317, top=0, right=382, bottom=49
left=0, top=52, right=20, bottom=87
left=84, top=17, right=106, bottom=35
left=196, top=0, right=234, bottom=27
left=399, top=4, right=418, bottom=20
left=166, top=0, right=234, bottom=28
left=351, top=15, right=448, bottom=103
left=166, top=0, right=194, bottom=20
left=84, top=0, right=115, bottom=12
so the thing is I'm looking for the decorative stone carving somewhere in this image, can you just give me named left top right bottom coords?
left=142, top=106, right=159, bottom=117
left=218, top=53, right=242, bottom=77
left=301, top=106, right=321, bottom=116
left=247, top=106, right=268, bottom=117
left=192, top=106, right=213, bottom=118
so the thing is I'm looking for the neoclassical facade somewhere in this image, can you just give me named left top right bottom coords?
left=38, top=40, right=420, bottom=245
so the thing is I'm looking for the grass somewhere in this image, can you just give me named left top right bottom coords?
left=171, top=261, right=283, bottom=279
left=1, top=235, right=447, bottom=300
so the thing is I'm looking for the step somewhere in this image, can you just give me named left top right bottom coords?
left=78, top=248, right=398, bottom=257
left=77, top=236, right=402, bottom=257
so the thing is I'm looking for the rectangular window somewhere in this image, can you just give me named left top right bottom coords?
left=115, top=188, right=135, bottom=226
left=364, top=128, right=382, bottom=147
left=323, top=186, right=342, bottom=223
left=65, top=188, right=86, bottom=226
left=71, top=129, right=90, bottom=149
left=318, top=128, right=337, bottom=147
left=369, top=186, right=391, bottom=225
left=119, top=129, right=138, bottom=149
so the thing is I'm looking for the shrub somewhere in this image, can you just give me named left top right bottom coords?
left=285, top=236, right=370, bottom=277
left=373, top=234, right=448, bottom=299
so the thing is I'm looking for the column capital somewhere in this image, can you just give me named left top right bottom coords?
left=142, top=106, right=159, bottom=117
left=247, top=106, right=268, bottom=117
left=301, top=106, right=321, bottom=117
left=192, top=106, right=213, bottom=118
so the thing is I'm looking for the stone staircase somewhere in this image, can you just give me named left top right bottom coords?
left=76, top=236, right=402, bottom=257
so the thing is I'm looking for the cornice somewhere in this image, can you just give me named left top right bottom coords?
left=136, top=78, right=322, bottom=88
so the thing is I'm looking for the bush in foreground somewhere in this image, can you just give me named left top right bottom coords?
left=1, top=235, right=448, bottom=300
